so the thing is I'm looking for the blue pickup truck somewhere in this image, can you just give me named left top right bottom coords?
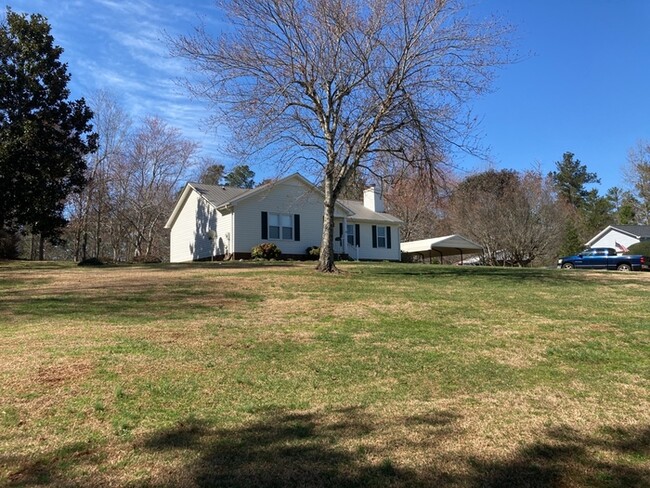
left=557, top=247, right=650, bottom=271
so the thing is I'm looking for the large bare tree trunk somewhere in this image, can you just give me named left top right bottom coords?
left=317, top=186, right=337, bottom=272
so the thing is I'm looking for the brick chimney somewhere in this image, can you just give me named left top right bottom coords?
left=363, top=186, right=384, bottom=213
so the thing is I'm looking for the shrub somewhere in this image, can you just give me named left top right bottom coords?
left=78, top=257, right=104, bottom=266
left=305, top=246, right=320, bottom=260
left=132, top=255, right=163, bottom=264
left=626, top=241, right=650, bottom=256
left=0, top=230, right=20, bottom=259
left=251, top=243, right=281, bottom=260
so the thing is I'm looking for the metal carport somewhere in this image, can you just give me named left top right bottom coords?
left=400, top=234, right=483, bottom=264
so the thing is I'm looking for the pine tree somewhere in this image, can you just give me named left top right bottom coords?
left=549, top=152, right=600, bottom=208
left=224, top=165, right=255, bottom=189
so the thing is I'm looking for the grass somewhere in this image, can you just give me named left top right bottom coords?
left=0, top=260, right=648, bottom=487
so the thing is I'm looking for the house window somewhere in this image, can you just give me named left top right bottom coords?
left=377, top=226, right=387, bottom=248
left=372, top=225, right=391, bottom=249
left=269, top=213, right=293, bottom=240
left=347, top=224, right=355, bottom=247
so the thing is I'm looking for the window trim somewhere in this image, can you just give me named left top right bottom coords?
left=346, top=223, right=356, bottom=247
left=372, top=225, right=391, bottom=249
left=267, top=212, right=294, bottom=241
left=377, top=226, right=387, bottom=248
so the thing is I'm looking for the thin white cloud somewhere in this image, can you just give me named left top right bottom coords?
left=9, top=0, right=232, bottom=163
left=91, top=0, right=159, bottom=19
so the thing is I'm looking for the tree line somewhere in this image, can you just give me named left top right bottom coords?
left=0, top=8, right=258, bottom=262
left=65, top=96, right=257, bottom=263
left=3, top=4, right=650, bottom=266
left=379, top=148, right=650, bottom=266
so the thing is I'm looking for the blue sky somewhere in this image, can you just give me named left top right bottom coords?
left=8, top=0, right=650, bottom=192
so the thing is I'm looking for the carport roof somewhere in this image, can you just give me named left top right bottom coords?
left=400, top=234, right=483, bottom=260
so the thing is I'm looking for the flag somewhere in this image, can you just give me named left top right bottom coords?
left=615, top=241, right=629, bottom=253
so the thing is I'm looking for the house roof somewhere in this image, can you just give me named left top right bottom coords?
left=609, top=225, right=650, bottom=237
left=191, top=183, right=249, bottom=207
left=339, top=199, right=403, bottom=224
left=213, top=173, right=348, bottom=212
left=400, top=234, right=483, bottom=257
left=165, top=172, right=402, bottom=229
left=163, top=182, right=248, bottom=229
left=586, top=225, right=650, bottom=246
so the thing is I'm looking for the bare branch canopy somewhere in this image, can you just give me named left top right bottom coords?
left=171, top=0, right=512, bottom=271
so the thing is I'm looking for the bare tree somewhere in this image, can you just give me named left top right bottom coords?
left=450, top=169, right=564, bottom=266
left=112, top=117, right=199, bottom=260
left=383, top=165, right=454, bottom=242
left=450, top=170, right=511, bottom=264
left=65, top=91, right=132, bottom=261
left=500, top=171, right=566, bottom=266
left=172, top=0, right=511, bottom=271
left=85, top=92, right=132, bottom=259
left=627, top=140, right=650, bottom=225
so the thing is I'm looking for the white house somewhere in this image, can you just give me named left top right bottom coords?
left=586, top=225, right=650, bottom=253
left=164, top=173, right=402, bottom=262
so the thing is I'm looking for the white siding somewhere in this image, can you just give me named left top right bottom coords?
left=169, top=176, right=402, bottom=261
left=216, top=210, right=233, bottom=257
left=346, top=222, right=400, bottom=261
left=169, top=190, right=218, bottom=262
left=234, top=179, right=327, bottom=256
left=590, top=229, right=640, bottom=252
left=333, top=220, right=400, bottom=261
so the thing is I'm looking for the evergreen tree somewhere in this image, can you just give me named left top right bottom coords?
left=0, top=8, right=97, bottom=258
left=559, top=221, right=583, bottom=256
left=582, top=189, right=613, bottom=235
left=606, top=187, right=637, bottom=225
left=199, top=163, right=226, bottom=185
left=224, top=164, right=255, bottom=189
left=549, top=152, right=599, bottom=208
left=549, top=152, right=607, bottom=253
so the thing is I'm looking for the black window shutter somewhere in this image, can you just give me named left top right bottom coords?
left=339, top=222, right=343, bottom=238
left=355, top=224, right=360, bottom=247
left=294, top=214, right=300, bottom=241
left=387, top=226, right=392, bottom=249
left=372, top=225, right=377, bottom=248
left=261, top=211, right=268, bottom=240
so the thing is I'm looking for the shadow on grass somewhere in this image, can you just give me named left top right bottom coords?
left=3, top=408, right=647, bottom=487
left=133, top=408, right=649, bottom=488
left=0, top=259, right=75, bottom=271
left=145, top=260, right=299, bottom=272
left=0, top=282, right=262, bottom=323
left=138, top=407, right=449, bottom=487
left=359, top=263, right=601, bottom=285
left=3, top=440, right=100, bottom=487
left=471, top=424, right=650, bottom=488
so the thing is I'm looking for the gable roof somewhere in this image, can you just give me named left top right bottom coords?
left=401, top=234, right=483, bottom=257
left=609, top=225, right=650, bottom=237
left=191, top=183, right=248, bottom=208
left=586, top=224, right=650, bottom=246
left=164, top=182, right=248, bottom=229
left=339, top=199, right=403, bottom=224
left=213, top=173, right=350, bottom=213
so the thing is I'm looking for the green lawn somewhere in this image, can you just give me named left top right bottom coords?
left=0, top=261, right=648, bottom=487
